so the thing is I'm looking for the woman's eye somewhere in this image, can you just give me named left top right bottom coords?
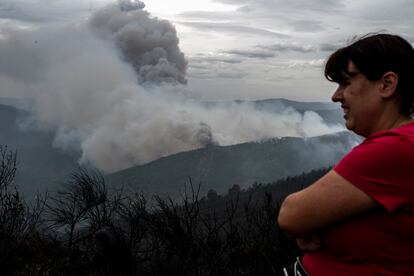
left=343, top=78, right=351, bottom=85
left=339, top=81, right=349, bottom=88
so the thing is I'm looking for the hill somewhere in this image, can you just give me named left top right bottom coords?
left=106, top=131, right=358, bottom=200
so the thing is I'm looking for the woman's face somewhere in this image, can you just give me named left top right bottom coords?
left=331, top=62, right=383, bottom=137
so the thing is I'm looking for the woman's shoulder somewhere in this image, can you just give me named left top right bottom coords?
left=365, top=121, right=414, bottom=144
left=346, top=123, right=414, bottom=167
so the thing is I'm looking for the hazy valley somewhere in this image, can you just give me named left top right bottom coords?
left=0, top=98, right=354, bottom=200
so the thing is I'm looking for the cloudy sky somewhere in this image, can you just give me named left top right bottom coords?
left=1, top=0, right=414, bottom=102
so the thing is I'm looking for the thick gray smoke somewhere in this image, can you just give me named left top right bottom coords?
left=90, top=0, right=187, bottom=84
left=0, top=1, right=344, bottom=172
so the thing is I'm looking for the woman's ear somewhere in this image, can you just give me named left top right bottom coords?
left=380, top=71, right=398, bottom=98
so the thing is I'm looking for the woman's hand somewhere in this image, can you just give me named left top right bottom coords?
left=296, top=234, right=322, bottom=251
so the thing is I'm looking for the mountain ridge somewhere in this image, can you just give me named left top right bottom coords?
left=106, top=131, right=357, bottom=200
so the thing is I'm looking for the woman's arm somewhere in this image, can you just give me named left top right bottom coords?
left=278, top=170, right=377, bottom=236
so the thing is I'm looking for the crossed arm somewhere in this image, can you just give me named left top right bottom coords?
left=277, top=170, right=377, bottom=247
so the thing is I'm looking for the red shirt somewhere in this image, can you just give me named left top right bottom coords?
left=303, top=122, right=414, bottom=275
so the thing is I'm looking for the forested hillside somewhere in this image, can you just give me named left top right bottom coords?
left=106, top=132, right=354, bottom=200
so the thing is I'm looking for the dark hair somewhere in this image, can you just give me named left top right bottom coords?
left=325, top=34, right=414, bottom=116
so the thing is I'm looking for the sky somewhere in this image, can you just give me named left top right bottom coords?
left=1, top=0, right=414, bottom=102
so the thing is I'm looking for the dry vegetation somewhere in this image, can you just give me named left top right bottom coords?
left=0, top=146, right=328, bottom=275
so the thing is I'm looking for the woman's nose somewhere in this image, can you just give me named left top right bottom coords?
left=331, top=86, right=343, bottom=102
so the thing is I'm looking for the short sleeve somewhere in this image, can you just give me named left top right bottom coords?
left=334, top=134, right=414, bottom=213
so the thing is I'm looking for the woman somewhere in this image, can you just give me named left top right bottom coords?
left=278, top=34, right=414, bottom=275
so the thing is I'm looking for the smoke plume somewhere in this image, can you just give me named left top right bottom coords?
left=0, top=0, right=344, bottom=172
left=89, top=0, right=187, bottom=84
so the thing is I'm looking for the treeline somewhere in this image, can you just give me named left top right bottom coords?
left=0, top=146, right=329, bottom=275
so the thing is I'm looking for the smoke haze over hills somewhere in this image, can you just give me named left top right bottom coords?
left=0, top=0, right=344, bottom=172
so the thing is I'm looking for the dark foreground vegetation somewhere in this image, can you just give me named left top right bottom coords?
left=0, top=145, right=328, bottom=275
